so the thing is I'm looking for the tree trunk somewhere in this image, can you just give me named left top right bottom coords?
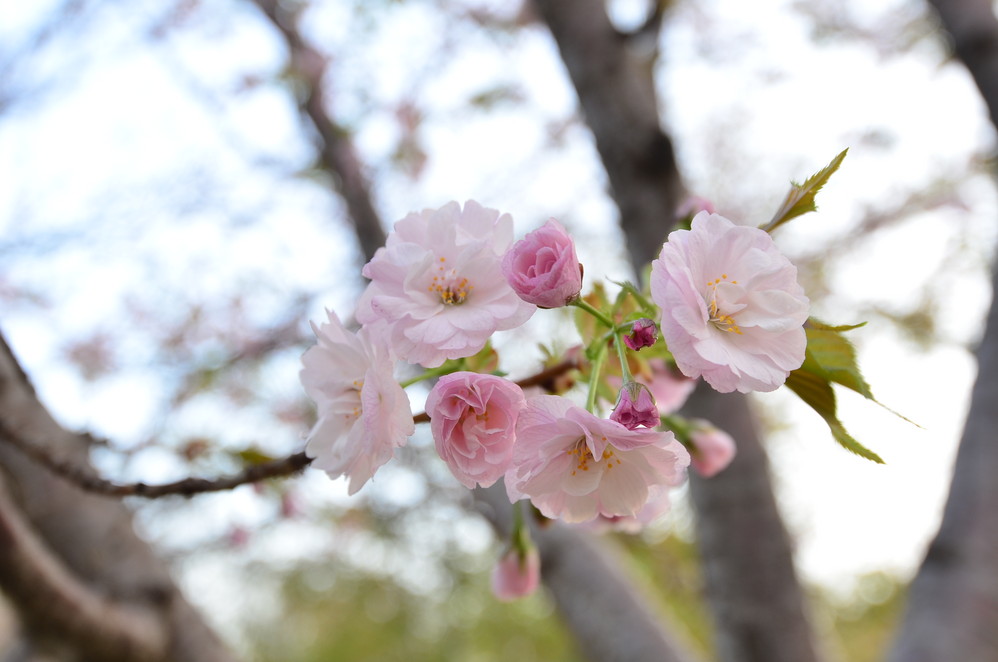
left=0, top=334, right=237, bottom=662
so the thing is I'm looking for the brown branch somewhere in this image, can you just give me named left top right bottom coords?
left=0, top=357, right=582, bottom=499
left=252, top=0, right=387, bottom=264
left=0, top=475, right=168, bottom=661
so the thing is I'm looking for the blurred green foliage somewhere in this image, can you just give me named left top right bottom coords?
left=247, top=522, right=905, bottom=662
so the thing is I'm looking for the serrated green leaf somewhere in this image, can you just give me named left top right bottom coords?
left=763, top=149, right=848, bottom=233
left=804, top=323, right=874, bottom=400
left=784, top=368, right=884, bottom=463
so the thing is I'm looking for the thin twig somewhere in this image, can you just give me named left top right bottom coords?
left=0, top=358, right=581, bottom=499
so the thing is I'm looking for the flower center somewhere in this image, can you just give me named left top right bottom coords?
left=566, top=436, right=617, bottom=476
left=706, top=274, right=742, bottom=335
left=342, top=379, right=364, bottom=421
left=429, top=256, right=473, bottom=305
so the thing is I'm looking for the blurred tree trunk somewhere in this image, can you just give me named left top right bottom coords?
left=534, top=1, right=826, bottom=661
left=0, top=334, right=237, bottom=662
left=888, top=1, right=998, bottom=659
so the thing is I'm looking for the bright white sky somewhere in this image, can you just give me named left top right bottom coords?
left=1, top=0, right=996, bottom=625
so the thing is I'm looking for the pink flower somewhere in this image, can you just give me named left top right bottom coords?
left=491, top=547, right=540, bottom=601
left=650, top=212, right=809, bottom=393
left=689, top=421, right=736, bottom=478
left=356, top=201, right=535, bottom=368
left=623, top=318, right=658, bottom=351
left=300, top=311, right=415, bottom=495
left=609, top=382, right=660, bottom=429
left=505, top=395, right=689, bottom=523
left=426, top=372, right=525, bottom=489
left=501, top=218, right=583, bottom=308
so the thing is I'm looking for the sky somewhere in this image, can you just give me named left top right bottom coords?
left=1, top=0, right=996, bottom=630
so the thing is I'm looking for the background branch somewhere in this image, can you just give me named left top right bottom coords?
left=887, top=2, right=998, bottom=658
left=0, top=474, right=167, bottom=662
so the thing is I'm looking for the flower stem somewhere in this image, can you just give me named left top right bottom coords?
left=613, top=330, right=634, bottom=384
left=400, top=360, right=464, bottom=388
left=661, top=414, right=692, bottom=445
left=586, top=340, right=608, bottom=414
left=571, top=298, right=615, bottom=329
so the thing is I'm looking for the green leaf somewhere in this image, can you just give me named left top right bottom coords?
left=785, top=367, right=884, bottom=463
left=803, top=320, right=873, bottom=399
left=763, top=148, right=848, bottom=233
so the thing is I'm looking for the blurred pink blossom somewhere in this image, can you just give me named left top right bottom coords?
left=491, top=547, right=540, bottom=601
left=300, top=311, right=414, bottom=495
left=505, top=395, right=689, bottom=524
left=426, top=372, right=525, bottom=488
left=356, top=201, right=535, bottom=367
left=650, top=212, right=809, bottom=393
left=501, top=218, right=583, bottom=308
left=642, top=359, right=696, bottom=415
left=609, top=382, right=660, bottom=429
left=689, top=421, right=736, bottom=478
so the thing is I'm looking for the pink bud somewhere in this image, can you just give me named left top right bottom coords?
left=491, top=547, right=540, bottom=601
left=501, top=218, right=583, bottom=308
left=689, top=421, right=736, bottom=477
left=623, top=318, right=658, bottom=351
left=610, top=382, right=660, bottom=429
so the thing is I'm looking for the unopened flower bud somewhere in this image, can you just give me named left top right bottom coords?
left=689, top=420, right=736, bottom=477
left=623, top=318, right=658, bottom=351
left=491, top=546, right=540, bottom=601
left=610, top=382, right=660, bottom=429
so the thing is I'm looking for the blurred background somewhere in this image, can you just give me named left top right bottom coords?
left=1, top=0, right=994, bottom=660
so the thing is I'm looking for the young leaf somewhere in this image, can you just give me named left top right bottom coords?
left=763, top=148, right=848, bottom=233
left=784, top=365, right=885, bottom=463
left=803, top=320, right=873, bottom=400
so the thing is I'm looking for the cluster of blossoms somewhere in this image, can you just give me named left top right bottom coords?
left=300, top=200, right=808, bottom=599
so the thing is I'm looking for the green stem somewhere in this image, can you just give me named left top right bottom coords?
left=400, top=360, right=464, bottom=388
left=586, top=340, right=608, bottom=414
left=613, top=330, right=633, bottom=384
left=571, top=298, right=615, bottom=329
left=661, top=414, right=693, bottom=445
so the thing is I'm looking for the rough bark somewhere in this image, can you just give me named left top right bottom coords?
left=534, top=2, right=824, bottom=660
left=0, top=334, right=237, bottom=662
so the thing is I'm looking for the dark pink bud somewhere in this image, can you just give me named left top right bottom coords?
left=623, top=318, right=658, bottom=351
left=610, top=382, right=660, bottom=429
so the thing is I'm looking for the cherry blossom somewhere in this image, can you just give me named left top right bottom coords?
left=425, top=372, right=525, bottom=489
left=650, top=211, right=809, bottom=393
left=355, top=201, right=535, bottom=368
left=501, top=218, right=583, bottom=308
left=300, top=311, right=414, bottom=495
left=506, top=395, right=689, bottom=523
